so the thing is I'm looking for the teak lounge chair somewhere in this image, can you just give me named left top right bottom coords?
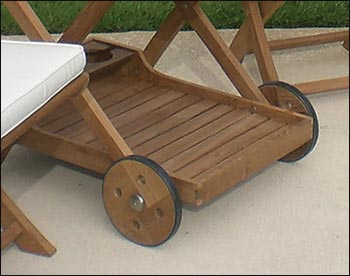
left=2, top=1, right=319, bottom=247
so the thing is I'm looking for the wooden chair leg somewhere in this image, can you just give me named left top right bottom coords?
left=1, top=188, right=56, bottom=256
left=2, top=1, right=54, bottom=42
left=229, top=1, right=284, bottom=62
left=179, top=1, right=269, bottom=104
left=143, top=5, right=186, bottom=66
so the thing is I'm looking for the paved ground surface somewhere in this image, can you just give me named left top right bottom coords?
left=1, top=28, right=349, bottom=275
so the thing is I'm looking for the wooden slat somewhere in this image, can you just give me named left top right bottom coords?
left=110, top=90, right=185, bottom=127
left=72, top=94, right=199, bottom=147
left=124, top=99, right=218, bottom=149
left=45, top=82, right=155, bottom=136
left=119, top=94, right=200, bottom=138
left=148, top=108, right=250, bottom=164
left=39, top=77, right=137, bottom=126
left=134, top=104, right=233, bottom=156
left=3, top=1, right=54, bottom=42
left=193, top=119, right=312, bottom=204
left=182, top=2, right=269, bottom=103
left=178, top=118, right=284, bottom=178
left=68, top=86, right=174, bottom=143
left=162, top=114, right=268, bottom=174
left=143, top=5, right=186, bottom=66
left=71, top=89, right=133, bottom=160
left=59, top=1, right=115, bottom=44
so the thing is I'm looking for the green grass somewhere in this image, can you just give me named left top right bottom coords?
left=1, top=1, right=349, bottom=35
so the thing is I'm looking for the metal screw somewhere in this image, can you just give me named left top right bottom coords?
left=114, top=187, right=122, bottom=198
left=132, top=220, right=141, bottom=230
left=251, top=106, right=257, bottom=113
left=283, top=102, right=293, bottom=110
left=129, top=194, right=145, bottom=212
left=137, top=175, right=146, bottom=186
left=155, top=208, right=164, bottom=218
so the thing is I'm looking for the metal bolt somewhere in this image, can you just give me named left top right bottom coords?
left=129, top=194, right=145, bottom=212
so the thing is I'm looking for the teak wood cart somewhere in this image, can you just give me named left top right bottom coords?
left=3, top=1, right=320, bottom=246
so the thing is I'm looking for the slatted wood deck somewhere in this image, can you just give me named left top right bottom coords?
left=27, top=39, right=313, bottom=206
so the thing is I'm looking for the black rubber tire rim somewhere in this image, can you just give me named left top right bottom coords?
left=259, top=81, right=319, bottom=162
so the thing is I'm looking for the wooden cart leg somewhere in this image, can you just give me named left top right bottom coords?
left=243, top=1, right=280, bottom=104
left=178, top=1, right=269, bottom=104
left=229, top=1, right=284, bottom=62
left=1, top=189, right=56, bottom=256
left=3, top=1, right=54, bottom=42
left=71, top=88, right=133, bottom=160
left=59, top=1, right=114, bottom=44
left=143, top=5, right=186, bottom=66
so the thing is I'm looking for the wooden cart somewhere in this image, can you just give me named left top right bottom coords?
left=3, top=1, right=319, bottom=246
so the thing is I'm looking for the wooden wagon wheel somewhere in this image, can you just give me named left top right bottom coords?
left=102, top=155, right=182, bottom=247
left=259, top=81, right=319, bottom=162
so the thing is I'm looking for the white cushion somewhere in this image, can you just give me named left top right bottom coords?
left=1, top=40, right=86, bottom=138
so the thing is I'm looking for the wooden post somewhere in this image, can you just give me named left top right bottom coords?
left=143, top=5, right=186, bottom=66
left=59, top=1, right=115, bottom=44
left=180, top=2, right=269, bottom=104
left=3, top=1, right=54, bottom=42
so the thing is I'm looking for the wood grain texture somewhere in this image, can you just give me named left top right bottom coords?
left=1, top=188, right=56, bottom=256
left=103, top=158, right=178, bottom=246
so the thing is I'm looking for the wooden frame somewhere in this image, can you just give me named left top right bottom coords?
left=143, top=1, right=349, bottom=96
left=228, top=1, right=349, bottom=95
left=2, top=1, right=314, bottom=210
left=1, top=73, right=90, bottom=256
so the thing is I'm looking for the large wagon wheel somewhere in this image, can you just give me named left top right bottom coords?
left=102, top=155, right=182, bottom=246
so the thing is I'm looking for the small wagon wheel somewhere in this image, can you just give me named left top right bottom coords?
left=102, top=155, right=182, bottom=247
left=259, top=81, right=319, bottom=162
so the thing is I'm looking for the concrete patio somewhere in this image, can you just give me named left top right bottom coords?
left=1, top=28, right=349, bottom=275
